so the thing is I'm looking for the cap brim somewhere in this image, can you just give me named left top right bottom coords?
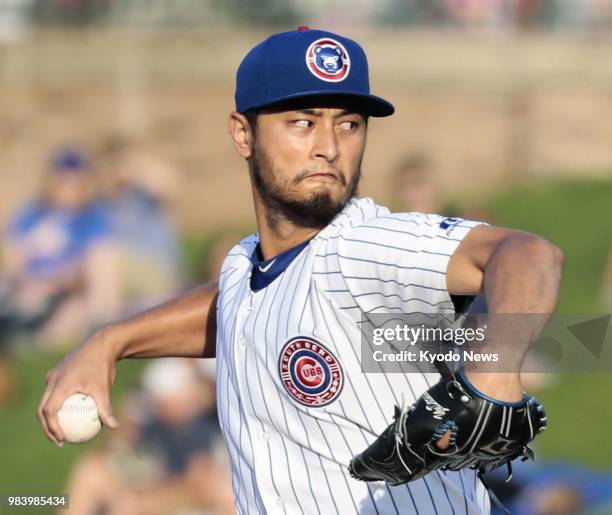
left=244, top=91, right=395, bottom=117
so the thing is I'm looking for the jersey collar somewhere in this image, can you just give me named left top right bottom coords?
left=250, top=238, right=313, bottom=292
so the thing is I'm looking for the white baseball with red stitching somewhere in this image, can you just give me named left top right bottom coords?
left=57, top=394, right=102, bottom=444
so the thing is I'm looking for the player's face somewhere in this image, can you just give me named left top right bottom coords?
left=249, top=106, right=367, bottom=227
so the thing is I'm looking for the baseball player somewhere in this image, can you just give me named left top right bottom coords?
left=38, top=28, right=562, bottom=514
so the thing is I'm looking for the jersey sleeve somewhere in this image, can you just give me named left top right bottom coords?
left=336, top=213, right=485, bottom=314
left=87, top=209, right=112, bottom=242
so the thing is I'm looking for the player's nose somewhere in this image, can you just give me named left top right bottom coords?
left=311, top=123, right=340, bottom=163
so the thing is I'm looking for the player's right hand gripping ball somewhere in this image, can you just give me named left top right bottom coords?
left=348, top=373, right=547, bottom=485
left=57, top=393, right=102, bottom=444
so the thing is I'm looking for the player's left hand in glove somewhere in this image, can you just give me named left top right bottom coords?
left=348, top=371, right=547, bottom=489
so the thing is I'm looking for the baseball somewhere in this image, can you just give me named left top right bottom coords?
left=57, top=393, right=102, bottom=444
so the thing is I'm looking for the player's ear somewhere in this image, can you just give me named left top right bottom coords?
left=228, top=111, right=254, bottom=159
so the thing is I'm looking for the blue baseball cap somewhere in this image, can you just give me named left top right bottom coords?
left=235, top=27, right=394, bottom=117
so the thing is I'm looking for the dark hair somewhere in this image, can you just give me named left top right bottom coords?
left=243, top=109, right=260, bottom=137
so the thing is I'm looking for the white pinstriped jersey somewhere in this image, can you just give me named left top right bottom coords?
left=216, top=197, right=490, bottom=515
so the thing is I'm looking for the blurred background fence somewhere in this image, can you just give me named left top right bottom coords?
left=1, top=0, right=612, bottom=232
left=1, top=1, right=612, bottom=514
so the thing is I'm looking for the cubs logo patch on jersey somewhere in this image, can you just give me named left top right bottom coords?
left=305, top=38, right=350, bottom=82
left=278, top=336, right=344, bottom=406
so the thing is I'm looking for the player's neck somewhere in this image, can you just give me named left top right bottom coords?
left=257, top=221, right=319, bottom=260
left=254, top=201, right=320, bottom=260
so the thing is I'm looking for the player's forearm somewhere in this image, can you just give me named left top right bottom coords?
left=466, top=234, right=563, bottom=397
left=97, top=282, right=218, bottom=361
left=484, top=233, right=563, bottom=316
left=483, top=234, right=563, bottom=351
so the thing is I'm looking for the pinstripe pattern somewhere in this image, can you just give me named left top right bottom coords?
left=216, top=198, right=490, bottom=514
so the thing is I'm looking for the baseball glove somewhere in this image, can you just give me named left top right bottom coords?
left=349, top=370, right=547, bottom=497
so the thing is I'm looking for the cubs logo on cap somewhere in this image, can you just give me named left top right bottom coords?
left=235, top=28, right=395, bottom=117
left=306, top=38, right=350, bottom=82
left=278, top=336, right=343, bottom=407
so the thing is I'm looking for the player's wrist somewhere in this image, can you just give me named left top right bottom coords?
left=462, top=370, right=524, bottom=403
left=89, top=324, right=128, bottom=362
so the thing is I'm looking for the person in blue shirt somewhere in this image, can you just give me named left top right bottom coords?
left=1, top=147, right=121, bottom=349
left=97, top=139, right=185, bottom=312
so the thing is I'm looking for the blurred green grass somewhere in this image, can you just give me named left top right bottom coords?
left=1, top=178, right=611, bottom=496
left=486, top=179, right=612, bottom=313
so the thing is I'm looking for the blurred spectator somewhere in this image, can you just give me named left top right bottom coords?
left=97, top=138, right=184, bottom=311
left=0, top=0, right=33, bottom=43
left=390, top=152, right=445, bottom=214
left=389, top=153, right=497, bottom=224
left=515, top=0, right=545, bottom=29
left=585, top=0, right=612, bottom=33
left=487, top=458, right=612, bottom=515
left=65, top=358, right=234, bottom=515
left=444, top=0, right=491, bottom=28
left=0, top=147, right=120, bottom=349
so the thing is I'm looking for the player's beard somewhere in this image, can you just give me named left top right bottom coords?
left=250, top=143, right=362, bottom=229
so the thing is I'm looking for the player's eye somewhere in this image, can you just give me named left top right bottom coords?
left=339, top=120, right=359, bottom=131
left=293, top=119, right=313, bottom=128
